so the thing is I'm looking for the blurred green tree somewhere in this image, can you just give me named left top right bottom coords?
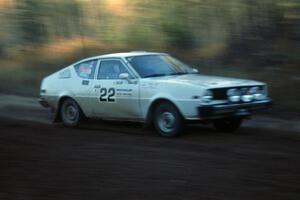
left=16, top=0, right=46, bottom=44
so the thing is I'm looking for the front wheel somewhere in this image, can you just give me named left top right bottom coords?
left=153, top=102, right=183, bottom=137
left=60, top=98, right=83, bottom=128
left=213, top=117, right=243, bottom=133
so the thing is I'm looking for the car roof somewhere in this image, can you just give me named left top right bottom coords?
left=71, top=51, right=168, bottom=66
left=85, top=51, right=167, bottom=61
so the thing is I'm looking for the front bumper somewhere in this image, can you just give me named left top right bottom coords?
left=199, top=99, right=272, bottom=118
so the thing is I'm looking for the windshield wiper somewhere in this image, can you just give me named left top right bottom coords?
left=143, top=72, right=189, bottom=78
left=168, top=72, right=188, bottom=76
left=143, top=73, right=168, bottom=78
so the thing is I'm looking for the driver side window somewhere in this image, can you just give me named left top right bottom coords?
left=97, top=60, right=130, bottom=79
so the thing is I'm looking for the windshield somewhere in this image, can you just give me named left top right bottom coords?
left=126, top=54, right=197, bottom=78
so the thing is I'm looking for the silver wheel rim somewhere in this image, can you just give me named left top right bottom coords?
left=157, top=111, right=176, bottom=133
left=63, top=104, right=78, bottom=123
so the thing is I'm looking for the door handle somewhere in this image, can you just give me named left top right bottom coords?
left=93, top=84, right=101, bottom=88
left=82, top=80, right=89, bottom=85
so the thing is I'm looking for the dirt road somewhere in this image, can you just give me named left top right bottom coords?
left=0, top=94, right=299, bottom=200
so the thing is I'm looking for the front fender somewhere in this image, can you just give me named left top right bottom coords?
left=143, top=93, right=200, bottom=121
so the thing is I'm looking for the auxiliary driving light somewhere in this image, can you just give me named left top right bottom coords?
left=241, top=94, right=253, bottom=102
left=253, top=93, right=265, bottom=100
left=249, top=86, right=266, bottom=100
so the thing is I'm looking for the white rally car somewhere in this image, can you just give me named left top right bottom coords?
left=39, top=52, right=272, bottom=137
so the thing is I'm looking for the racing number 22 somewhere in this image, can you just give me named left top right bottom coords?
left=100, top=88, right=116, bottom=102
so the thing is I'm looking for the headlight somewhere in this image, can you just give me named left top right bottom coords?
left=202, top=90, right=213, bottom=103
left=249, top=87, right=259, bottom=95
left=249, top=86, right=266, bottom=100
left=227, top=88, right=241, bottom=103
left=227, top=88, right=240, bottom=96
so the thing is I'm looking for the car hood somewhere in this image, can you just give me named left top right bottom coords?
left=146, top=74, right=264, bottom=88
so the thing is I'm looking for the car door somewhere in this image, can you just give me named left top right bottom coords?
left=72, top=59, right=98, bottom=115
left=90, top=58, right=141, bottom=120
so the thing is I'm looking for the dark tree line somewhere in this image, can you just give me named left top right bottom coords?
left=0, top=0, right=299, bottom=65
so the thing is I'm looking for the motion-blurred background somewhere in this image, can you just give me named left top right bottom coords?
left=0, top=0, right=299, bottom=118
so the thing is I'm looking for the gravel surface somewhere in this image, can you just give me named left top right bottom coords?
left=0, top=94, right=299, bottom=200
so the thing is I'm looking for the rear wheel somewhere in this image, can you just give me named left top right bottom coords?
left=213, top=117, right=243, bottom=133
left=60, top=98, right=83, bottom=128
left=153, top=102, right=183, bottom=137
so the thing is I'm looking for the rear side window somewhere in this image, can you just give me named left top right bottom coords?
left=74, top=60, right=97, bottom=79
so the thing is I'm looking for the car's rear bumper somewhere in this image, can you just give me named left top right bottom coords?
left=198, top=99, right=272, bottom=118
left=38, top=97, right=50, bottom=108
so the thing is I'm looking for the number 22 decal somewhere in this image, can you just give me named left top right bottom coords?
left=100, top=88, right=116, bottom=102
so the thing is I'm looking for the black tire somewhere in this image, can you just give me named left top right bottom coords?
left=153, top=102, right=183, bottom=137
left=60, top=98, right=83, bottom=128
left=213, top=117, right=243, bottom=133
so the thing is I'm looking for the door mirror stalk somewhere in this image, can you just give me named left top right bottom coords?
left=119, top=73, right=137, bottom=84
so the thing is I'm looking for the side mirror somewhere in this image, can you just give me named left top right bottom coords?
left=192, top=68, right=199, bottom=73
left=119, top=73, right=129, bottom=80
left=119, top=73, right=137, bottom=84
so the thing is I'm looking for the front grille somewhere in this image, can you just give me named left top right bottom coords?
left=211, top=88, right=227, bottom=100
left=211, top=86, right=264, bottom=100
